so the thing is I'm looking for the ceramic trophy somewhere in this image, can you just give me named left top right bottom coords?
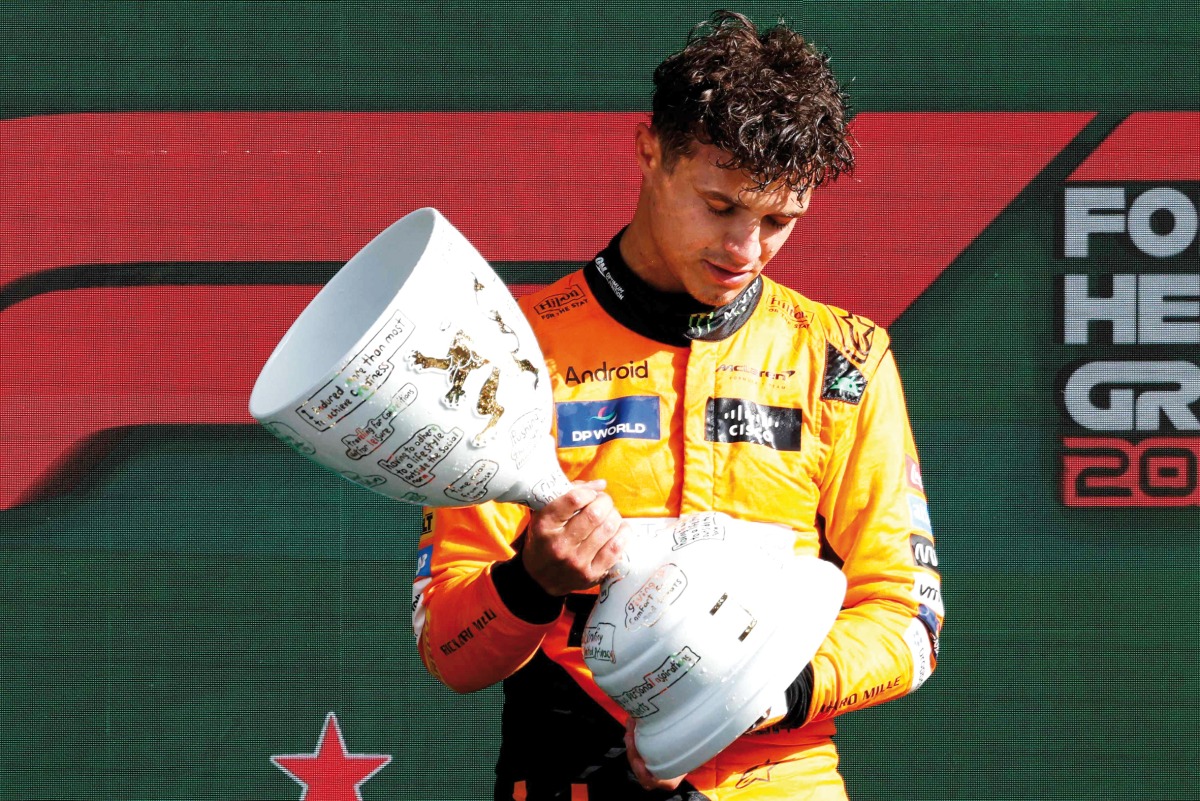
left=583, top=512, right=847, bottom=778
left=249, top=207, right=570, bottom=508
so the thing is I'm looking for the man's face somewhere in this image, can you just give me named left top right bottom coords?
left=631, top=127, right=811, bottom=307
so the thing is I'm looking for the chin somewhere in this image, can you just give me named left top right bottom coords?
left=697, top=285, right=745, bottom=307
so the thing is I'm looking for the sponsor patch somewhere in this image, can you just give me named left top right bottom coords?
left=411, top=578, right=430, bottom=639
left=905, top=454, right=925, bottom=492
left=831, top=309, right=876, bottom=364
left=910, top=534, right=939, bottom=571
left=903, top=618, right=934, bottom=692
left=556, top=396, right=661, bottom=448
left=564, top=359, right=649, bottom=385
left=716, top=363, right=796, bottom=383
left=415, top=544, right=433, bottom=579
left=533, top=278, right=589, bottom=319
left=917, top=604, right=941, bottom=658
left=686, top=278, right=761, bottom=340
left=907, top=493, right=933, bottom=533
left=764, top=295, right=810, bottom=329
left=912, top=575, right=945, bottom=618
left=705, top=397, right=803, bottom=451
left=822, top=344, right=868, bottom=403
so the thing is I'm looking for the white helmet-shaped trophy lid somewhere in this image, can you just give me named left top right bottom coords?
left=249, top=207, right=570, bottom=509
left=583, top=512, right=847, bottom=779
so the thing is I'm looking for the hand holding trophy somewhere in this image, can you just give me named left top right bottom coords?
left=248, top=208, right=845, bottom=780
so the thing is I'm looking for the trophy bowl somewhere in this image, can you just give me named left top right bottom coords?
left=583, top=513, right=847, bottom=779
left=249, top=207, right=570, bottom=508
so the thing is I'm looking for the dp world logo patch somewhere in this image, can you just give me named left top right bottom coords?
left=556, top=396, right=661, bottom=448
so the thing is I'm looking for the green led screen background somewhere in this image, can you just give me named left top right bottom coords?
left=1, top=2, right=1197, bottom=799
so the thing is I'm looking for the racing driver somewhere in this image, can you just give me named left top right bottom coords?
left=412, top=10, right=944, bottom=799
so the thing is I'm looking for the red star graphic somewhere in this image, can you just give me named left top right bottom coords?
left=271, top=713, right=391, bottom=801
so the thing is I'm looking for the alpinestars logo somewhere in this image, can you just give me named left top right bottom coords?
left=706, top=397, right=802, bottom=451
left=822, top=344, right=868, bottom=404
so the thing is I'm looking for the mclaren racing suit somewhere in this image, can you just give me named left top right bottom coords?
left=412, top=232, right=943, bottom=800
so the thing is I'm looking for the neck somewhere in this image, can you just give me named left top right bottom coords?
left=583, top=229, right=761, bottom=347
left=615, top=206, right=684, bottom=295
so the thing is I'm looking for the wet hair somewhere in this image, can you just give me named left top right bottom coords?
left=651, top=10, right=854, bottom=194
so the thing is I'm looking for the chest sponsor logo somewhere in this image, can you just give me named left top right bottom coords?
left=716, top=363, right=796, bottom=384
left=556, top=396, right=661, bottom=447
left=533, top=278, right=588, bottom=319
left=705, top=397, right=803, bottom=451
left=764, top=295, right=810, bottom=329
left=564, top=359, right=649, bottom=385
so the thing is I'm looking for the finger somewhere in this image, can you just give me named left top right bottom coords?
left=535, top=482, right=604, bottom=527
left=568, top=491, right=617, bottom=545
left=588, top=519, right=629, bottom=577
left=624, top=718, right=658, bottom=790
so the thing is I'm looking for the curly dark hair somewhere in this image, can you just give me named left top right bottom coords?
left=652, top=10, right=854, bottom=194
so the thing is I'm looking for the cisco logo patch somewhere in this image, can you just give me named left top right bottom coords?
left=705, top=397, right=802, bottom=451
left=556, top=396, right=661, bottom=448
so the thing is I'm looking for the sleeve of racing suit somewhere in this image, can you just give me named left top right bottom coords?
left=802, top=346, right=944, bottom=725
left=412, top=500, right=567, bottom=694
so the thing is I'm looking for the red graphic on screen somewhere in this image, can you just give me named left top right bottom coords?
left=1068, top=112, right=1200, bottom=181
left=271, top=713, right=391, bottom=801
left=0, top=111, right=1093, bottom=508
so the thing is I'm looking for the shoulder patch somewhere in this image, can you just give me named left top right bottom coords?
left=830, top=309, right=877, bottom=365
left=822, top=344, right=868, bottom=403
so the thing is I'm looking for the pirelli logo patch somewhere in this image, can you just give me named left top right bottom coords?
left=705, top=397, right=802, bottom=451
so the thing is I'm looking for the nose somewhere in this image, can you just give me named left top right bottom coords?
left=723, top=223, right=762, bottom=267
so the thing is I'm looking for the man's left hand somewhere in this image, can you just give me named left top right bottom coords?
left=624, top=717, right=686, bottom=791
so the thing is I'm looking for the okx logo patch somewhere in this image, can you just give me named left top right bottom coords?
left=706, top=398, right=803, bottom=451
left=557, top=396, right=661, bottom=448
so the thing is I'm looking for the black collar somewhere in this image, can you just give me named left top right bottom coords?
left=582, top=230, right=762, bottom=346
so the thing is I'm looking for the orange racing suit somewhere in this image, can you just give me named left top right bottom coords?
left=412, top=232, right=943, bottom=800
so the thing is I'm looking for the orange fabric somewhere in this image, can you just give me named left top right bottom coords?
left=413, top=272, right=943, bottom=795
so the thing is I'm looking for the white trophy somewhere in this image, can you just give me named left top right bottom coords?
left=584, top=513, right=846, bottom=778
left=249, top=207, right=571, bottom=508
left=249, top=208, right=846, bottom=779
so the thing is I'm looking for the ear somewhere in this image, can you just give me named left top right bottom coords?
left=634, top=124, right=662, bottom=177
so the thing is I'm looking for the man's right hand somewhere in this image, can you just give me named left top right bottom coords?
left=521, top=479, right=628, bottom=596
